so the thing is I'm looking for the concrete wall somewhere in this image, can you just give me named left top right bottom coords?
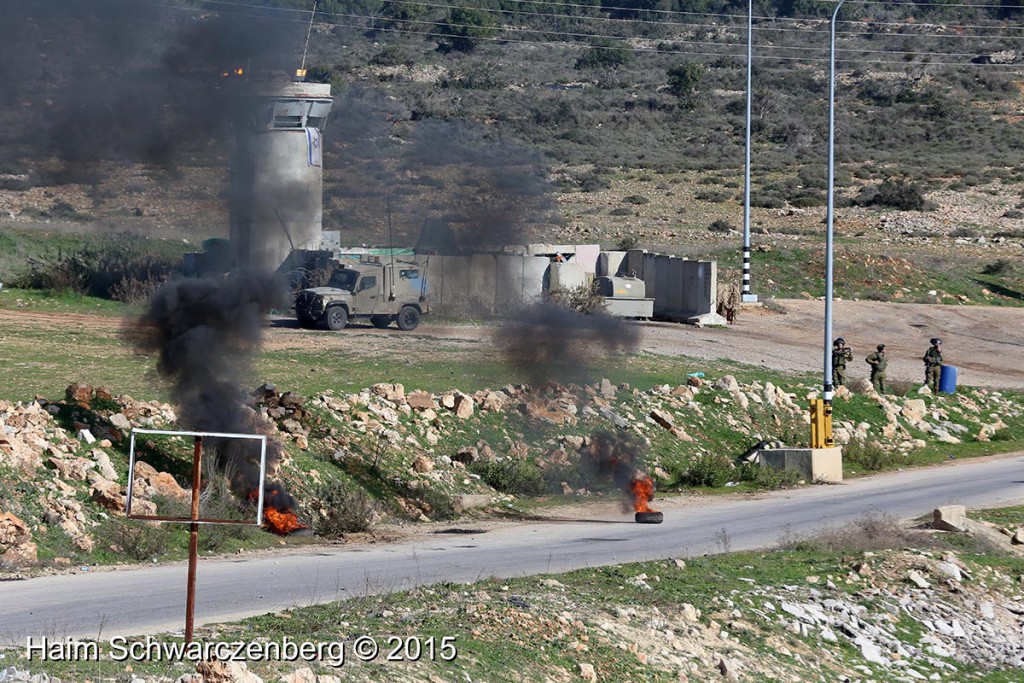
left=624, top=250, right=646, bottom=279
left=426, top=254, right=550, bottom=313
left=336, top=245, right=718, bottom=324
left=470, top=254, right=497, bottom=312
left=597, top=251, right=627, bottom=277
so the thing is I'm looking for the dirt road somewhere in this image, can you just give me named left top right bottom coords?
left=265, top=299, right=1024, bottom=390
left=3, top=298, right=1022, bottom=389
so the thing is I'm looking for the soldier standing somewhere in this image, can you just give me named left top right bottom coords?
left=865, top=344, right=887, bottom=394
left=923, top=338, right=943, bottom=395
left=832, top=337, right=853, bottom=387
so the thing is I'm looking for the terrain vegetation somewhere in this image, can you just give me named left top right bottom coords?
left=2, top=1, right=1024, bottom=681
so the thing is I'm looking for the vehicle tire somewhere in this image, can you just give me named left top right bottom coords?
left=635, top=511, right=663, bottom=524
left=396, top=305, right=420, bottom=331
left=371, top=315, right=392, bottom=329
left=325, top=306, right=348, bottom=331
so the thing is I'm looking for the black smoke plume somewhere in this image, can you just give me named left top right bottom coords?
left=496, top=301, right=641, bottom=386
left=584, top=429, right=650, bottom=511
left=132, top=270, right=287, bottom=496
left=0, top=1, right=303, bottom=169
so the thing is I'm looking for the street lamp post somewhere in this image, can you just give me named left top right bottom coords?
left=823, top=0, right=846, bottom=405
left=741, top=0, right=758, bottom=303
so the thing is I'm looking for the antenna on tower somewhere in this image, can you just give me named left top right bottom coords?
left=296, top=0, right=318, bottom=80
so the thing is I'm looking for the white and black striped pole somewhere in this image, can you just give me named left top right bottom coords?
left=824, top=0, right=846, bottom=405
left=741, top=0, right=758, bottom=303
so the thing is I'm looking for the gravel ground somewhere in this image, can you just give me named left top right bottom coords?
left=266, top=299, right=1024, bottom=390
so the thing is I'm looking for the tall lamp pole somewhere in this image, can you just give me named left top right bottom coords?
left=823, top=0, right=846, bottom=405
left=741, top=0, right=758, bottom=303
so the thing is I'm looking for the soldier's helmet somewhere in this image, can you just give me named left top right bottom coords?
left=877, top=344, right=885, bottom=350
left=930, top=338, right=941, bottom=345
left=834, top=337, right=845, bottom=346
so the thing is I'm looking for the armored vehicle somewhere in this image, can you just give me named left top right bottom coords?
left=294, top=258, right=429, bottom=331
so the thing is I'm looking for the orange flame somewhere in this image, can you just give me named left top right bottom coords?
left=251, top=488, right=309, bottom=535
left=263, top=505, right=306, bottom=535
left=629, top=474, right=657, bottom=513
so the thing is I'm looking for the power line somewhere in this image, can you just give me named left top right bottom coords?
left=165, top=1, right=1023, bottom=68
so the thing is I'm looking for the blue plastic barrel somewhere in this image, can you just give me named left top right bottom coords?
left=939, top=365, right=958, bottom=394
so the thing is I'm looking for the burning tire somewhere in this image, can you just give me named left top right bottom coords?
left=635, top=511, right=664, bottom=524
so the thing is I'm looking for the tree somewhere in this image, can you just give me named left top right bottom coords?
left=667, top=61, right=705, bottom=109
left=438, top=8, right=499, bottom=53
left=574, top=39, right=634, bottom=70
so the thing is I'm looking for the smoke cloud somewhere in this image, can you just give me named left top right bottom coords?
left=0, top=1, right=303, bottom=169
left=131, top=270, right=287, bottom=496
left=496, top=301, right=641, bottom=386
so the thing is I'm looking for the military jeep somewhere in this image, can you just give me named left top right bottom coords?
left=294, top=258, right=429, bottom=331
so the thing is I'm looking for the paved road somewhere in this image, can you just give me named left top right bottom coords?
left=1, top=454, right=1021, bottom=643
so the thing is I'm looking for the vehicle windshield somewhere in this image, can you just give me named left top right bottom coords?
left=327, top=269, right=359, bottom=291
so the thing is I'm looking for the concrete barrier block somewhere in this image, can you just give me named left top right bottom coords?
left=597, top=251, right=627, bottom=277
left=759, top=447, right=843, bottom=483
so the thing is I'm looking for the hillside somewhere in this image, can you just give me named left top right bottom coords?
left=1, top=1, right=1024, bottom=304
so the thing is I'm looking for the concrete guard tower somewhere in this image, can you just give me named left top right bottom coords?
left=230, top=81, right=333, bottom=272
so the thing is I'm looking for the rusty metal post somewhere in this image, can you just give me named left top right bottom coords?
left=185, top=436, right=203, bottom=644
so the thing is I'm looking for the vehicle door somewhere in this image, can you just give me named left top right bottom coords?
left=352, top=274, right=378, bottom=314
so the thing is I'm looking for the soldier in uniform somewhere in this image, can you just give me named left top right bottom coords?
left=865, top=344, right=887, bottom=394
left=831, top=337, right=853, bottom=387
left=923, top=338, right=943, bottom=395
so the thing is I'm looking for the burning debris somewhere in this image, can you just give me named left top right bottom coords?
left=251, top=483, right=307, bottom=536
left=131, top=271, right=307, bottom=534
left=585, top=429, right=663, bottom=524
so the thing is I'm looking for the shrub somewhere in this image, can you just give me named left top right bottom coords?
left=737, top=463, right=800, bottom=490
left=609, top=207, right=634, bottom=216
left=843, top=438, right=896, bottom=471
left=575, top=40, right=634, bottom=70
left=981, top=259, right=1014, bottom=275
left=470, top=458, right=546, bottom=495
left=438, top=8, right=498, bottom=53
left=1002, top=210, right=1024, bottom=219
left=859, top=178, right=927, bottom=211
left=950, top=227, right=976, bottom=238
left=616, top=234, right=640, bottom=251
left=311, top=482, right=379, bottom=537
left=12, top=234, right=179, bottom=300
left=98, top=518, right=172, bottom=561
left=666, top=61, right=705, bottom=108
left=677, top=454, right=733, bottom=488
left=708, top=219, right=735, bottom=233
left=623, top=195, right=649, bottom=205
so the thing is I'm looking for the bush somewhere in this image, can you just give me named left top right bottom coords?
left=677, top=454, right=734, bottom=488
left=950, top=227, right=976, bottom=238
left=737, top=463, right=801, bottom=490
left=859, top=178, right=927, bottom=211
left=843, top=438, right=897, bottom=471
left=12, top=234, right=179, bottom=300
left=575, top=40, right=634, bottom=70
left=981, top=259, right=1014, bottom=275
left=623, top=195, right=649, bottom=205
left=616, top=234, right=640, bottom=251
left=98, top=518, right=172, bottom=561
left=708, top=219, right=735, bottom=233
left=470, top=458, right=546, bottom=495
left=546, top=280, right=602, bottom=314
left=311, top=482, right=379, bottom=537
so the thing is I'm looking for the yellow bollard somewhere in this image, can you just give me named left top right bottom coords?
left=810, top=398, right=835, bottom=449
